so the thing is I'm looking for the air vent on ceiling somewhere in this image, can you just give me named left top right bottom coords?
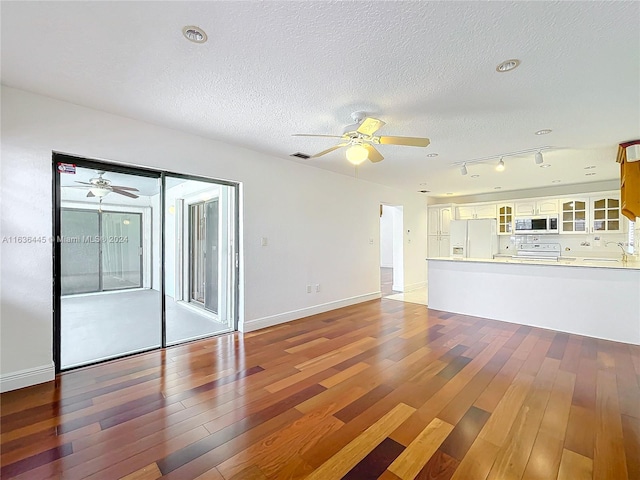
left=290, top=152, right=311, bottom=159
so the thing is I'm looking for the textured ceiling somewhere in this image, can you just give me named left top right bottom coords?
left=2, top=1, right=639, bottom=197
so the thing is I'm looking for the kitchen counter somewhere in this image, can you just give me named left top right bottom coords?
left=427, top=257, right=640, bottom=345
left=427, top=255, right=640, bottom=270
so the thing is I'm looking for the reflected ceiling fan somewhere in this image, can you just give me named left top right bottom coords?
left=293, top=112, right=430, bottom=165
left=64, top=171, right=140, bottom=199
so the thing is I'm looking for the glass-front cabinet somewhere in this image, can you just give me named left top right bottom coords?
left=560, top=198, right=588, bottom=234
left=591, top=196, right=622, bottom=233
left=497, top=204, right=513, bottom=235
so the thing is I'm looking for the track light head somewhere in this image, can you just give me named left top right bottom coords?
left=496, top=158, right=505, bottom=172
left=460, top=164, right=468, bottom=176
left=535, top=151, right=544, bottom=164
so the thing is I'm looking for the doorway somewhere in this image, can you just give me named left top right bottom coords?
left=54, top=154, right=239, bottom=371
left=379, top=204, right=404, bottom=295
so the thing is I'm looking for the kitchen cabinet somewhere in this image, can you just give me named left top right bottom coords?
left=428, top=205, right=452, bottom=236
left=591, top=194, right=624, bottom=233
left=559, top=198, right=589, bottom=234
left=455, top=204, right=496, bottom=220
left=514, top=199, right=558, bottom=216
left=497, top=203, right=514, bottom=235
left=428, top=234, right=450, bottom=258
left=559, top=193, right=625, bottom=234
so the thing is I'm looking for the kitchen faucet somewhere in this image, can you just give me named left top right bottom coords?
left=606, top=241, right=628, bottom=264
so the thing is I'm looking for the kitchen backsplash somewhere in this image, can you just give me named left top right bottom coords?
left=498, top=228, right=637, bottom=259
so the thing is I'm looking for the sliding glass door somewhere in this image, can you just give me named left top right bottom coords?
left=60, top=209, right=142, bottom=294
left=54, top=154, right=239, bottom=371
left=57, top=162, right=162, bottom=369
left=165, top=176, right=236, bottom=345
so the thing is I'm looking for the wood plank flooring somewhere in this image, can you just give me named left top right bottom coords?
left=1, top=299, right=639, bottom=479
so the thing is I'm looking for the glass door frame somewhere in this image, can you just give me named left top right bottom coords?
left=53, top=152, right=240, bottom=373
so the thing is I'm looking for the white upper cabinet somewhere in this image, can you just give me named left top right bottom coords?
left=515, top=199, right=558, bottom=216
left=559, top=198, right=589, bottom=234
left=590, top=194, right=624, bottom=233
left=455, top=204, right=496, bottom=220
left=428, top=205, right=452, bottom=235
left=497, top=203, right=514, bottom=235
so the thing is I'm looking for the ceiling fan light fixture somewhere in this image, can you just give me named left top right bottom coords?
left=496, top=158, right=505, bottom=172
left=535, top=151, right=544, bottom=164
left=346, top=144, right=368, bottom=165
left=89, top=186, right=111, bottom=197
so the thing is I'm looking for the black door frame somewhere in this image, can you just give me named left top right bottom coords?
left=52, top=152, right=240, bottom=373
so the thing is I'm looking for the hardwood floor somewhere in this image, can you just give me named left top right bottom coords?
left=1, top=299, right=639, bottom=479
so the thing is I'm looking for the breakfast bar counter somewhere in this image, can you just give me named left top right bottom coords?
left=427, top=257, right=640, bottom=345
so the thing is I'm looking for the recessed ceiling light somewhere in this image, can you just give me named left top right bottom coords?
left=183, top=26, right=208, bottom=44
left=419, top=190, right=430, bottom=193
left=471, top=174, right=480, bottom=178
left=540, top=164, right=551, bottom=168
left=494, top=187, right=502, bottom=190
left=585, top=172, right=597, bottom=176
left=496, top=59, right=521, bottom=73
left=446, top=192, right=454, bottom=196
left=426, top=153, right=439, bottom=158
left=535, top=129, right=552, bottom=135
left=552, top=180, right=561, bottom=183
left=584, top=165, right=596, bottom=169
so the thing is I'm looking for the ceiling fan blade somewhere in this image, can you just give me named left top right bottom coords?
left=378, top=136, right=430, bottom=147
left=75, top=181, right=94, bottom=185
left=364, top=144, right=384, bottom=163
left=86, top=191, right=95, bottom=198
left=292, top=134, right=344, bottom=138
left=357, top=117, right=385, bottom=136
left=111, top=188, right=139, bottom=199
left=311, top=143, right=349, bottom=158
left=110, top=185, right=140, bottom=191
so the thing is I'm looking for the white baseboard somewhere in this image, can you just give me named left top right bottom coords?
left=240, top=292, right=381, bottom=333
left=404, top=281, right=427, bottom=292
left=0, top=363, right=55, bottom=393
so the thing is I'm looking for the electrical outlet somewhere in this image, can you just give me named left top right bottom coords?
left=306, top=285, right=311, bottom=293
left=261, top=237, right=268, bottom=246
left=315, top=284, right=320, bottom=293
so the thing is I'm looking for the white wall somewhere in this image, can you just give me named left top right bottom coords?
left=391, top=206, right=405, bottom=291
left=379, top=205, right=394, bottom=268
left=0, top=86, right=428, bottom=391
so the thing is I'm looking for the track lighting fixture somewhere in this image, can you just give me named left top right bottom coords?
left=452, top=147, right=552, bottom=174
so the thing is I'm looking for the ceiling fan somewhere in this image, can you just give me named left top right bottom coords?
left=64, top=171, right=140, bottom=199
left=293, top=112, right=431, bottom=165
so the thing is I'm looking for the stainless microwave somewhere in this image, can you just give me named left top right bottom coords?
left=514, top=215, right=559, bottom=234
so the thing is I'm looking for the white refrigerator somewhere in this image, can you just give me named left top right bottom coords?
left=450, top=219, right=498, bottom=259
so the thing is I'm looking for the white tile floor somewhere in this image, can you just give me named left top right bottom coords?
left=61, top=289, right=231, bottom=368
left=384, top=286, right=428, bottom=305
